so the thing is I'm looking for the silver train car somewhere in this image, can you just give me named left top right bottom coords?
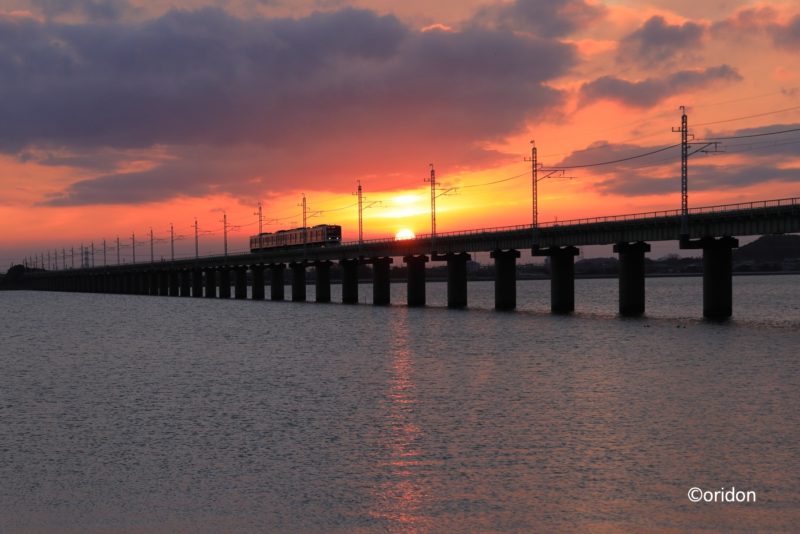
left=249, top=224, right=342, bottom=252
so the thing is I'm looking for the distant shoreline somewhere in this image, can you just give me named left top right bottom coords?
left=377, top=271, right=800, bottom=283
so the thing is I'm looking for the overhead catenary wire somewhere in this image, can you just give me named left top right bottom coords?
left=542, top=143, right=681, bottom=170
left=697, top=126, right=800, bottom=141
left=692, top=105, right=800, bottom=127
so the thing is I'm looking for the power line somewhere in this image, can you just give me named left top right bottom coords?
left=720, top=137, right=800, bottom=154
left=697, top=126, right=800, bottom=141
left=542, top=143, right=681, bottom=170
left=693, top=105, right=800, bottom=127
left=457, top=171, right=529, bottom=189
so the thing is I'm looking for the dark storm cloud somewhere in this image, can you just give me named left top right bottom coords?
left=698, top=123, right=800, bottom=159
left=579, top=65, right=742, bottom=108
left=559, top=124, right=800, bottom=197
left=30, top=0, right=131, bottom=21
left=710, top=6, right=778, bottom=35
left=595, top=164, right=800, bottom=197
left=0, top=7, right=578, bottom=205
left=772, top=15, right=800, bottom=49
left=471, top=0, right=605, bottom=38
left=555, top=141, right=680, bottom=171
left=44, top=164, right=206, bottom=206
left=711, top=8, right=800, bottom=50
left=617, top=15, right=705, bottom=66
left=0, top=8, right=410, bottom=151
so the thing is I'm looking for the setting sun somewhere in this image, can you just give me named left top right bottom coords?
left=394, top=228, right=416, bottom=240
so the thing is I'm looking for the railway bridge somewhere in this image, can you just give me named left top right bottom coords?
left=21, top=197, right=800, bottom=319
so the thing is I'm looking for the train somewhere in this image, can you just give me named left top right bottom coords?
left=249, top=224, right=342, bottom=252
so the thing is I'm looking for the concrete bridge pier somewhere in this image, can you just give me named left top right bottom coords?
left=251, top=265, right=265, bottom=300
left=680, top=236, right=739, bottom=319
left=204, top=268, right=217, bottom=298
left=158, top=270, right=169, bottom=296
left=371, top=257, right=393, bottom=305
left=126, top=273, right=137, bottom=294
left=548, top=246, right=579, bottom=314
left=234, top=267, right=248, bottom=299
left=218, top=268, right=231, bottom=299
left=168, top=270, right=179, bottom=297
left=150, top=271, right=159, bottom=295
left=270, top=264, right=285, bottom=301
left=129, top=273, right=138, bottom=294
left=192, top=269, right=204, bottom=297
left=404, top=255, right=428, bottom=307
left=703, top=237, right=738, bottom=319
left=314, top=261, right=332, bottom=303
left=491, top=249, right=520, bottom=310
left=682, top=236, right=739, bottom=319
left=290, top=262, right=307, bottom=302
left=614, top=241, right=651, bottom=317
left=434, top=252, right=471, bottom=309
left=145, top=272, right=154, bottom=295
left=161, top=270, right=171, bottom=296
left=179, top=270, right=191, bottom=297
left=340, top=259, right=360, bottom=304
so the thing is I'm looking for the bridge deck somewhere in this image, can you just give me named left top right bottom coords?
left=32, top=197, right=800, bottom=274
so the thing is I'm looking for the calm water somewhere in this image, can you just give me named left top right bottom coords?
left=1, top=276, right=799, bottom=533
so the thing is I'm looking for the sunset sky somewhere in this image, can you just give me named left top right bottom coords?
left=1, top=0, right=799, bottom=266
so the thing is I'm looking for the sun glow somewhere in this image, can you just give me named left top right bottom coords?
left=392, top=194, right=421, bottom=205
left=395, top=228, right=416, bottom=240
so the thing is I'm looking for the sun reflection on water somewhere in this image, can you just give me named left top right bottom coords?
left=368, top=310, right=430, bottom=532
